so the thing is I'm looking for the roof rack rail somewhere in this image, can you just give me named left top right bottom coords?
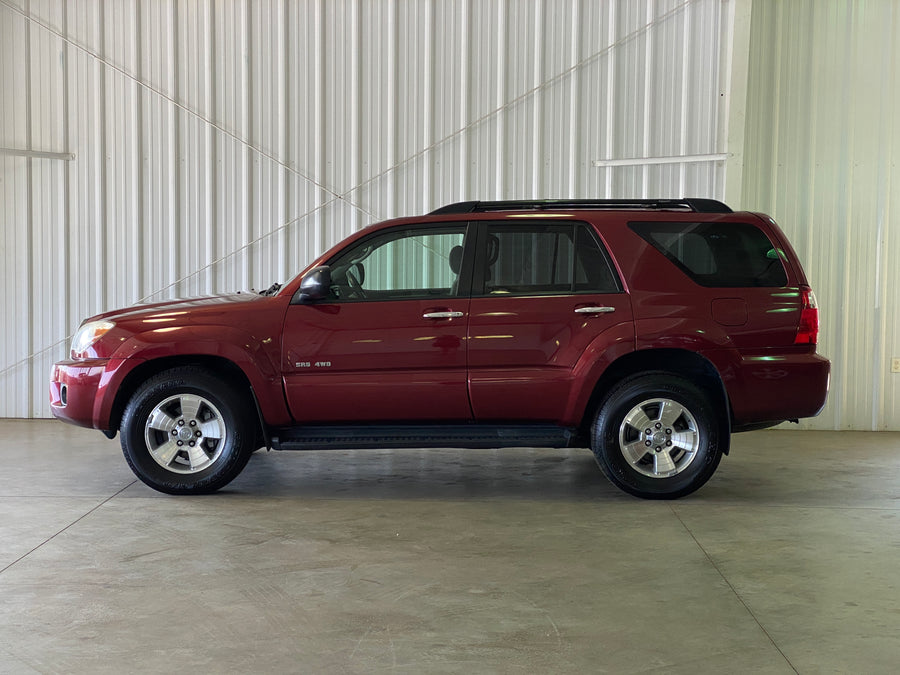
left=429, top=198, right=732, bottom=215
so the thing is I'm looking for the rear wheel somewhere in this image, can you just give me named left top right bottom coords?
left=120, top=367, right=256, bottom=494
left=591, top=372, right=724, bottom=499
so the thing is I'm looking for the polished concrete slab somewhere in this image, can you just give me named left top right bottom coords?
left=1, top=420, right=899, bottom=673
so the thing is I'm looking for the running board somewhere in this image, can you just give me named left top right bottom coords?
left=270, top=424, right=580, bottom=451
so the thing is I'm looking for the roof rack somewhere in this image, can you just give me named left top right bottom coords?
left=429, top=198, right=732, bottom=215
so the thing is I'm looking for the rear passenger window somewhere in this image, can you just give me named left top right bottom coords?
left=630, top=221, right=788, bottom=287
left=478, top=223, right=621, bottom=296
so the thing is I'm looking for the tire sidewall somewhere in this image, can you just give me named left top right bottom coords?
left=592, top=373, right=722, bottom=499
left=121, top=369, right=253, bottom=494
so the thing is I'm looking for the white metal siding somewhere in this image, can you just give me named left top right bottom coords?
left=4, top=0, right=732, bottom=418
left=742, top=0, right=900, bottom=430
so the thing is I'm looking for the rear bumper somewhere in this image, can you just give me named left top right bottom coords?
left=50, top=358, right=128, bottom=431
left=722, top=352, right=830, bottom=426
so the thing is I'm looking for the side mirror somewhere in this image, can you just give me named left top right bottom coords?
left=294, top=265, right=332, bottom=303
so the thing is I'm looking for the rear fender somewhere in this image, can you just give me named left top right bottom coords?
left=561, top=323, right=636, bottom=426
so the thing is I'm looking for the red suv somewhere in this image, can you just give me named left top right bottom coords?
left=50, top=199, right=829, bottom=499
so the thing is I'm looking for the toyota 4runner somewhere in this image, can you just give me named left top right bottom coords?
left=50, top=198, right=830, bottom=499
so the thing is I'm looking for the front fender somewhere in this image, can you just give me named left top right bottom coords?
left=95, top=326, right=291, bottom=428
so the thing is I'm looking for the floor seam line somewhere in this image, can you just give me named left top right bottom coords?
left=0, top=481, right=137, bottom=576
left=669, top=504, right=799, bottom=674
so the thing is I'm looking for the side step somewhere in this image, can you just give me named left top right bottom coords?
left=270, top=424, right=580, bottom=451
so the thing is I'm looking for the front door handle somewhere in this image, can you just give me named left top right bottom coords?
left=574, top=306, right=616, bottom=315
left=423, top=311, right=464, bottom=319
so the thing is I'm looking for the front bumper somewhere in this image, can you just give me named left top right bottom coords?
left=50, top=358, right=121, bottom=430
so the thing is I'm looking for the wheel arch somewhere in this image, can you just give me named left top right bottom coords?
left=580, top=348, right=732, bottom=454
left=107, top=355, right=268, bottom=449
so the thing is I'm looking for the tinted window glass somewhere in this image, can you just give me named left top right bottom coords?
left=479, top=223, right=620, bottom=295
left=327, top=226, right=466, bottom=301
left=630, top=221, right=788, bottom=287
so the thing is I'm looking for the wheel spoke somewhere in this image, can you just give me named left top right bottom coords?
left=672, top=429, right=697, bottom=450
left=621, top=439, right=650, bottom=465
left=622, top=407, right=653, bottom=435
left=179, top=394, right=202, bottom=421
left=200, top=419, right=224, bottom=440
left=657, top=400, right=684, bottom=428
left=187, top=444, right=210, bottom=470
left=653, top=450, right=677, bottom=475
left=150, top=439, right=182, bottom=467
left=671, top=430, right=698, bottom=452
left=147, top=408, right=178, bottom=433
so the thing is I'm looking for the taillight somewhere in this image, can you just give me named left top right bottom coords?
left=795, top=287, right=819, bottom=345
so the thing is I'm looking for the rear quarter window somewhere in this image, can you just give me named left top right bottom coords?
left=629, top=221, right=788, bottom=288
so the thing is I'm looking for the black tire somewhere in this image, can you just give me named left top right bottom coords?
left=120, top=367, right=256, bottom=495
left=591, top=372, right=724, bottom=499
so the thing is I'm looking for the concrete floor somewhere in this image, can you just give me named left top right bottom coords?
left=1, top=421, right=899, bottom=674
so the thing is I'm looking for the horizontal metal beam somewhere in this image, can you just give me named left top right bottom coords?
left=0, top=148, right=75, bottom=161
left=592, top=153, right=730, bottom=167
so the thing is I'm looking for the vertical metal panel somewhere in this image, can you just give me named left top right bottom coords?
left=743, top=0, right=900, bottom=430
left=2, top=0, right=735, bottom=418
left=1, top=3, right=30, bottom=418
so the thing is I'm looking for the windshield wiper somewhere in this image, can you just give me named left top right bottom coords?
left=258, top=282, right=282, bottom=296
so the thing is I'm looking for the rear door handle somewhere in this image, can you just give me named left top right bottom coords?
left=574, top=306, right=616, bottom=315
left=423, top=311, right=464, bottom=319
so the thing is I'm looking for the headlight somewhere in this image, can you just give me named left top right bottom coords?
left=71, top=320, right=115, bottom=358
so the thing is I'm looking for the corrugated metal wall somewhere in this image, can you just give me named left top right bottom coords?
left=742, top=0, right=900, bottom=430
left=3, top=0, right=735, bottom=418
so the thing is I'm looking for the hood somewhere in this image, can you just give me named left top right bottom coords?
left=88, top=293, right=268, bottom=325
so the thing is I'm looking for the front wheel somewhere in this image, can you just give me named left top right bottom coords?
left=591, top=372, right=724, bottom=499
left=120, top=367, right=257, bottom=494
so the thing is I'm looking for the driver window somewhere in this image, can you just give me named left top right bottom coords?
left=327, top=226, right=467, bottom=302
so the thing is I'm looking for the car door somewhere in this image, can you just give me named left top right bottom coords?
left=467, top=220, right=634, bottom=423
left=281, top=224, right=473, bottom=423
